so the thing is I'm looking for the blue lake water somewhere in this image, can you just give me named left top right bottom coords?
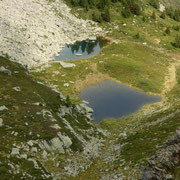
left=78, top=80, right=162, bottom=123
left=54, top=38, right=107, bottom=61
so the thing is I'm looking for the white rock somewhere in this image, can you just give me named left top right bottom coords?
left=20, top=154, right=27, bottom=159
left=64, top=83, right=69, bottom=87
left=51, top=137, right=64, bottom=153
left=13, top=87, right=21, bottom=92
left=42, top=150, right=48, bottom=159
left=11, top=148, right=20, bottom=155
left=8, top=163, right=15, bottom=169
left=27, top=140, right=34, bottom=147
left=60, top=61, right=75, bottom=68
left=53, top=71, right=60, bottom=75
left=61, top=136, right=72, bottom=148
left=31, top=147, right=38, bottom=153
left=75, top=53, right=82, bottom=56
left=119, top=132, right=127, bottom=137
left=0, top=118, right=3, bottom=127
left=159, top=4, right=165, bottom=12
left=50, top=124, right=61, bottom=130
left=0, top=106, right=8, bottom=111
left=82, top=100, right=89, bottom=105
left=0, top=66, right=12, bottom=76
left=57, top=132, right=72, bottom=148
left=32, top=102, right=40, bottom=106
left=14, top=132, right=18, bottom=136
left=113, top=40, right=118, bottom=44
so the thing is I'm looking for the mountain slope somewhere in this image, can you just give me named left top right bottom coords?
left=161, top=0, right=180, bottom=8
left=0, top=0, right=180, bottom=179
left=0, top=0, right=102, bottom=67
left=0, top=56, right=106, bottom=179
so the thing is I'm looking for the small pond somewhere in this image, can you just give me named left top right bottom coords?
left=78, top=80, right=162, bottom=124
left=54, top=38, right=108, bottom=61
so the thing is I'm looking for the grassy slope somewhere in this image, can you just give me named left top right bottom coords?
left=32, top=2, right=180, bottom=101
left=44, top=2, right=180, bottom=179
left=0, top=56, right=103, bottom=179
left=1, top=1, right=180, bottom=179
left=71, top=67, right=180, bottom=180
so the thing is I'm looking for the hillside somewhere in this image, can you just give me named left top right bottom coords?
left=0, top=56, right=107, bottom=179
left=161, top=0, right=180, bottom=8
left=0, top=0, right=180, bottom=179
left=0, top=0, right=102, bottom=67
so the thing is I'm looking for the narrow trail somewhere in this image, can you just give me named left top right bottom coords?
left=162, top=63, right=177, bottom=96
left=162, top=54, right=180, bottom=97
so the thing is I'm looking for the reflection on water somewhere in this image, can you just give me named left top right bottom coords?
left=54, top=38, right=107, bottom=61
left=70, top=40, right=98, bottom=54
left=78, top=80, right=162, bottom=124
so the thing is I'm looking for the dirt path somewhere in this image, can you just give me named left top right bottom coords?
left=162, top=63, right=177, bottom=96
left=162, top=55, right=180, bottom=97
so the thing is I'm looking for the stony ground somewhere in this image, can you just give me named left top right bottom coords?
left=0, top=0, right=102, bottom=67
left=0, top=56, right=108, bottom=179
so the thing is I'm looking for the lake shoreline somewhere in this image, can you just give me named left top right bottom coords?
left=78, top=80, right=162, bottom=123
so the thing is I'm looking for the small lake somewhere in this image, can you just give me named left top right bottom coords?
left=78, top=80, right=162, bottom=123
left=54, top=38, right=108, bottom=61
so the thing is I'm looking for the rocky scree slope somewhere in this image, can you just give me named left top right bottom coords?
left=0, top=0, right=102, bottom=67
left=0, top=56, right=107, bottom=179
left=161, top=0, right=180, bottom=8
left=141, top=129, right=180, bottom=180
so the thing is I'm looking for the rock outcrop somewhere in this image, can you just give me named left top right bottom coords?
left=0, top=66, right=12, bottom=75
left=141, top=129, right=180, bottom=180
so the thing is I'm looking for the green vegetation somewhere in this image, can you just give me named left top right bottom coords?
left=33, top=0, right=180, bottom=100
left=97, top=66, right=180, bottom=178
left=32, top=40, right=170, bottom=103
left=165, top=26, right=171, bottom=35
left=67, top=0, right=180, bottom=24
left=65, top=0, right=142, bottom=22
left=172, top=34, right=180, bottom=48
left=149, top=0, right=159, bottom=9
left=31, top=60, right=94, bottom=103
left=152, top=10, right=156, bottom=20
left=0, top=56, right=96, bottom=149
left=0, top=56, right=104, bottom=179
left=1, top=0, right=180, bottom=179
left=166, top=6, right=180, bottom=22
left=160, top=11, right=166, bottom=19
left=30, top=1, right=180, bottom=178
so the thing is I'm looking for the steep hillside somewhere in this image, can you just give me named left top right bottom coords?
left=30, top=1, right=180, bottom=179
left=0, top=56, right=106, bottom=179
left=0, top=0, right=102, bottom=67
left=161, top=0, right=180, bottom=8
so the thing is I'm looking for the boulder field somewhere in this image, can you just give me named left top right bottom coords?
left=0, top=0, right=103, bottom=67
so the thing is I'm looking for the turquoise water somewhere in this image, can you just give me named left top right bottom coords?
left=78, top=80, right=162, bottom=123
left=54, top=38, right=107, bottom=61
